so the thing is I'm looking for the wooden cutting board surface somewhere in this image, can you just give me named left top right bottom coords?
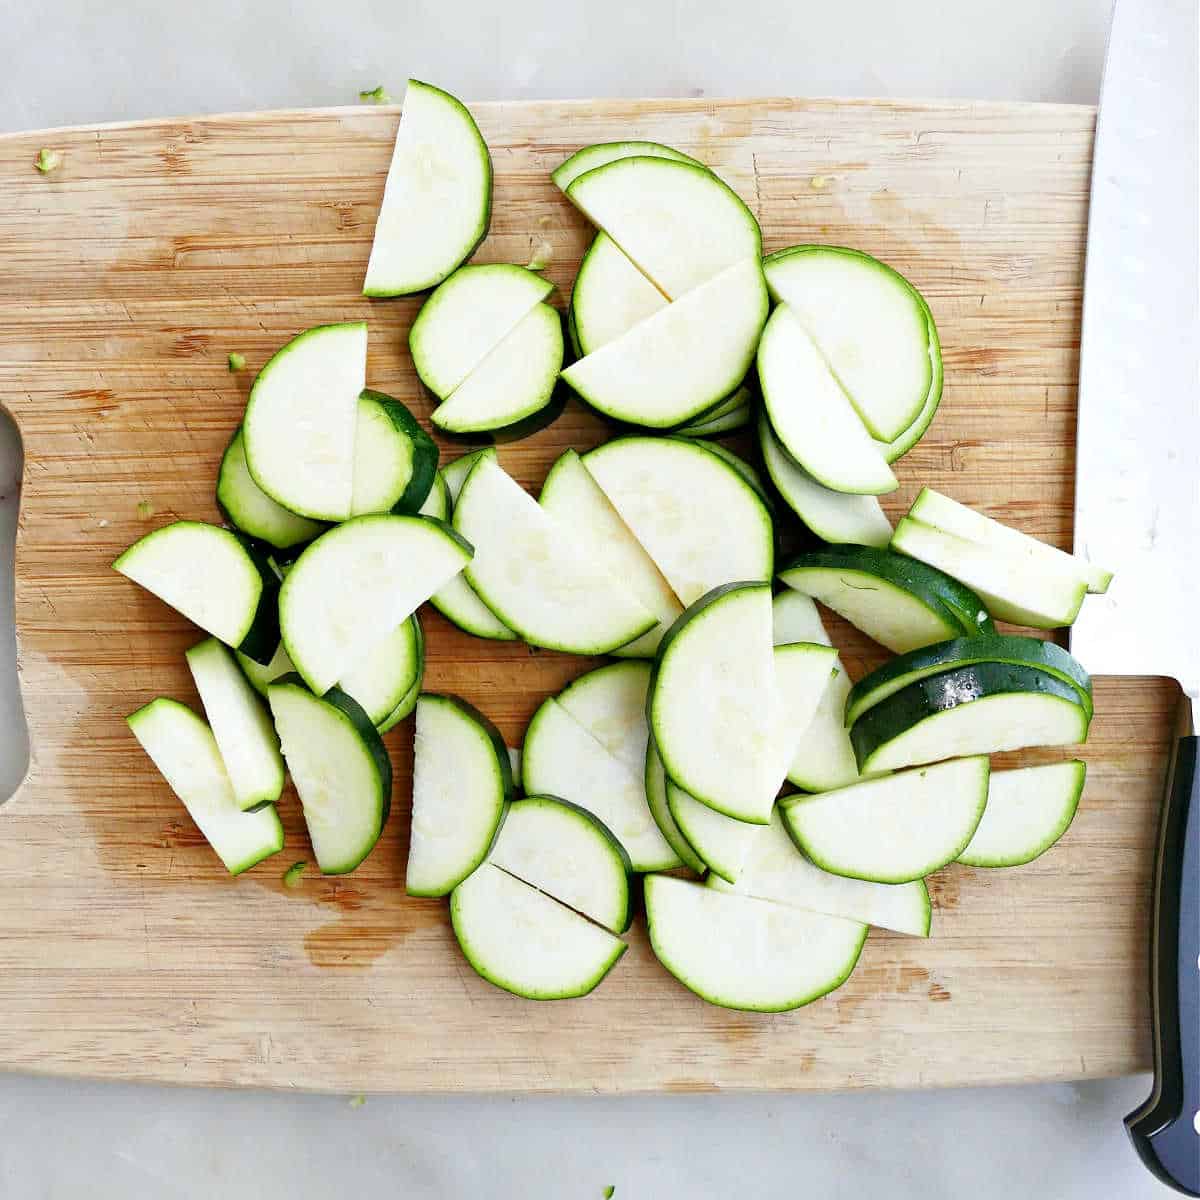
left=0, top=97, right=1175, bottom=1093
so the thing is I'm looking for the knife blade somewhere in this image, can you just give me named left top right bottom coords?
left=1070, top=1, right=1199, bottom=1194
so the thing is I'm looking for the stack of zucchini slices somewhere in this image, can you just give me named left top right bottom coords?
left=113, top=81, right=1113, bottom=1012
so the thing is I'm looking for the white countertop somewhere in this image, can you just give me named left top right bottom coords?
left=0, top=1, right=1172, bottom=1195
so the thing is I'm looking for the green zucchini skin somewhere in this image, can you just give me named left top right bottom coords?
left=359, top=389, right=439, bottom=514
left=845, top=634, right=1093, bottom=728
left=848, top=661, right=1089, bottom=769
left=780, top=544, right=993, bottom=638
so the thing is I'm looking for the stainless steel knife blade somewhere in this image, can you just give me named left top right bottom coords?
left=1070, top=0, right=1199, bottom=697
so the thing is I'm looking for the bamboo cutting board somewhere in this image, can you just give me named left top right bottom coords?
left=0, top=98, right=1176, bottom=1093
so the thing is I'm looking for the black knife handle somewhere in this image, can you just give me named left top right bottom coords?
left=1125, top=697, right=1199, bottom=1198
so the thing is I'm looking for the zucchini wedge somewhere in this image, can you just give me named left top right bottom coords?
left=644, top=875, right=866, bottom=1012
left=664, top=772, right=760, bottom=884
left=363, top=79, right=491, bottom=297
left=781, top=757, right=991, bottom=884
left=126, top=698, right=284, bottom=875
left=488, top=794, right=634, bottom=934
left=844, top=634, right=1093, bottom=728
left=268, top=678, right=392, bottom=875
left=644, top=738, right=708, bottom=876
left=408, top=693, right=512, bottom=896
left=849, top=662, right=1092, bottom=774
left=958, top=760, right=1086, bottom=868
left=350, top=391, right=439, bottom=517
left=779, top=544, right=992, bottom=654
left=555, top=660, right=652, bottom=776
left=709, top=809, right=932, bottom=937
left=552, top=140, right=701, bottom=191
left=569, top=232, right=668, bottom=357
left=451, top=863, right=626, bottom=1001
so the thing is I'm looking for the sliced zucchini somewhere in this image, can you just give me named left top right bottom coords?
left=555, top=660, right=651, bottom=776
left=569, top=232, right=668, bottom=356
left=242, top=322, right=367, bottom=521
left=643, top=874, right=867, bottom=1012
left=126, top=698, right=284, bottom=875
left=767, top=640, right=840, bottom=791
left=363, top=79, right=491, bottom=297
left=539, top=450, right=682, bottom=659
left=958, top=760, right=1086, bottom=868
left=489, top=795, right=633, bottom=934
left=644, top=738, right=707, bottom=875
left=552, top=140, right=701, bottom=191
left=267, top=678, right=391, bottom=875
left=564, top=156, right=760, bottom=300
left=409, top=263, right=554, bottom=398
left=350, top=390, right=439, bottom=517
left=430, top=303, right=564, bottom=439
left=709, top=809, right=931, bottom=937
left=876, top=292, right=943, bottom=462
left=507, top=746, right=522, bottom=790
left=844, top=634, right=1093, bottom=728
left=763, top=246, right=937, bottom=442
left=582, top=436, right=773, bottom=606
left=778, top=545, right=991, bottom=654
left=418, top=471, right=451, bottom=520
left=908, top=488, right=1112, bottom=594
left=665, top=773, right=760, bottom=884
left=563, top=257, right=767, bottom=429
left=426, top=452, right=517, bottom=642
left=757, top=305, right=898, bottom=496
left=337, top=614, right=424, bottom=726
left=451, top=863, right=626, bottom=1000
left=453, top=451, right=654, bottom=655
left=850, top=662, right=1092, bottom=774
left=758, top=411, right=892, bottom=548
left=771, top=593, right=860, bottom=792
left=114, top=520, right=278, bottom=663
left=279, top=514, right=471, bottom=694
left=781, top=756, right=990, bottom=884
left=216, top=427, right=325, bottom=551
left=522, top=697, right=679, bottom=873
left=651, top=583, right=776, bottom=824
left=407, top=693, right=512, bottom=896
left=686, top=439, right=773, bottom=512
left=237, top=617, right=423, bottom=730
left=891, top=517, right=1087, bottom=629
left=185, top=637, right=285, bottom=812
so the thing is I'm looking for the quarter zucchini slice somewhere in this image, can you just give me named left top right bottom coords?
left=849, top=662, right=1092, bottom=774
left=781, top=756, right=991, bottom=884
left=644, top=874, right=867, bottom=1012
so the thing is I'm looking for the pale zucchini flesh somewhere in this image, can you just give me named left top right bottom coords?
left=522, top=697, right=679, bottom=873
left=126, top=698, right=284, bottom=875
left=337, top=615, right=424, bottom=726
left=451, top=863, right=626, bottom=1001
left=555, top=659, right=652, bottom=777
left=185, top=637, right=285, bottom=812
left=763, top=246, right=934, bottom=442
left=665, top=775, right=760, bottom=884
left=363, top=79, right=491, bottom=297
left=268, top=680, right=391, bottom=875
left=409, top=263, right=554, bottom=398
left=958, top=760, right=1086, bottom=868
left=539, top=450, right=682, bottom=659
left=582, top=436, right=773, bottom=607
left=650, top=583, right=777, bottom=824
left=564, top=156, right=761, bottom=300
left=453, top=452, right=655, bottom=655
left=908, top=488, right=1112, bottom=594
left=349, top=391, right=438, bottom=518
left=552, top=140, right=701, bottom=191
left=758, top=305, right=898, bottom=496
left=242, top=322, right=367, bottom=521
left=782, top=756, right=991, bottom=884
left=279, top=514, right=471, bottom=695
left=710, top=809, right=932, bottom=937
left=644, top=875, right=867, bottom=1012
left=766, top=641, right=839, bottom=795
left=408, top=693, right=511, bottom=896
left=891, top=517, right=1087, bottom=629
left=570, top=232, right=668, bottom=356
left=758, top=411, right=892, bottom=548
left=645, top=740, right=707, bottom=875
left=488, top=795, right=633, bottom=934
left=562, top=257, right=768, bottom=429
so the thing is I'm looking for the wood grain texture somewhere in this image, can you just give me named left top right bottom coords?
left=0, top=98, right=1173, bottom=1093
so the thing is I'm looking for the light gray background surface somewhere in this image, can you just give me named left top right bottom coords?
left=0, top=1, right=1171, bottom=1196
